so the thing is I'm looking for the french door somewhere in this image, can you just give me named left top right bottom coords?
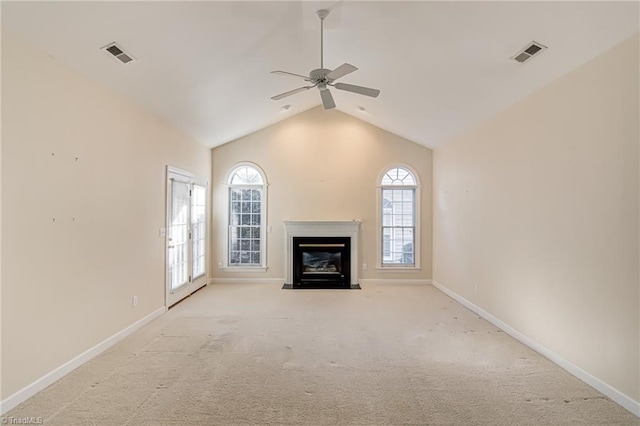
left=166, top=166, right=208, bottom=307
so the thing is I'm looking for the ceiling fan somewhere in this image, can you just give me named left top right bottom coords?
left=270, top=9, right=380, bottom=110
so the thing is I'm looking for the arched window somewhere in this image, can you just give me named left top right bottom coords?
left=379, top=166, right=420, bottom=268
left=225, top=163, right=267, bottom=269
left=381, top=167, right=416, bottom=186
left=229, top=165, right=263, bottom=185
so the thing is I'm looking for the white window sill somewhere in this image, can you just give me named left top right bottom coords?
left=376, top=266, right=422, bottom=272
left=221, top=266, right=268, bottom=273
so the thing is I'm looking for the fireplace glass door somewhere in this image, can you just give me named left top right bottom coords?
left=293, top=237, right=350, bottom=287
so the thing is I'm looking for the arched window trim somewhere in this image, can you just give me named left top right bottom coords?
left=376, top=164, right=421, bottom=271
left=376, top=164, right=421, bottom=189
left=225, top=162, right=268, bottom=186
left=222, top=162, right=268, bottom=272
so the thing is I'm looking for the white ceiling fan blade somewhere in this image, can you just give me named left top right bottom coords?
left=334, top=83, right=380, bottom=98
left=326, top=63, right=358, bottom=81
left=271, top=70, right=312, bottom=81
left=271, top=86, right=314, bottom=100
left=320, top=89, right=336, bottom=110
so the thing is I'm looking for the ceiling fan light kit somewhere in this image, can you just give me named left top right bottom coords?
left=270, top=9, right=380, bottom=110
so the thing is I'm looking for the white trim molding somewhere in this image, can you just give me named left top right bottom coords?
left=284, top=221, right=360, bottom=285
left=432, top=280, right=640, bottom=417
left=0, top=307, right=166, bottom=414
left=375, top=266, right=423, bottom=272
left=167, top=165, right=195, bottom=179
left=209, top=277, right=284, bottom=285
left=360, top=278, right=432, bottom=286
left=220, top=267, right=268, bottom=273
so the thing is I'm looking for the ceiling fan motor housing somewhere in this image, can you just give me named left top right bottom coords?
left=309, top=68, right=332, bottom=83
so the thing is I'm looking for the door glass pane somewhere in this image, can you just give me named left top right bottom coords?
left=192, top=184, right=206, bottom=278
left=169, top=180, right=190, bottom=290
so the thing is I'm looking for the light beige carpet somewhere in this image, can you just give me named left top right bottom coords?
left=6, top=282, right=639, bottom=425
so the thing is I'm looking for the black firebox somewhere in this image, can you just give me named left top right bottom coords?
left=292, top=237, right=350, bottom=289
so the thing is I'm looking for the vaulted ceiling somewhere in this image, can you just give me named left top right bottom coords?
left=2, top=1, right=638, bottom=149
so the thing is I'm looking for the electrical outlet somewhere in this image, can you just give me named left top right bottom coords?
left=159, top=227, right=166, bottom=237
left=433, top=264, right=438, bottom=271
left=218, top=262, right=223, bottom=268
left=362, top=263, right=368, bottom=271
left=474, top=283, right=479, bottom=293
left=132, top=296, right=138, bottom=307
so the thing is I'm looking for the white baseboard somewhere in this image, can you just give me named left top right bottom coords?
left=208, top=278, right=433, bottom=287
left=0, top=306, right=166, bottom=414
left=209, top=277, right=285, bottom=285
left=360, top=278, right=432, bottom=286
left=432, top=280, right=640, bottom=417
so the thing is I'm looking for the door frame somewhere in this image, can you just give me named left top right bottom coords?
left=166, top=165, right=208, bottom=307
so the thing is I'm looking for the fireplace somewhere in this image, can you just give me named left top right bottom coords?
left=283, top=221, right=360, bottom=289
left=293, top=237, right=350, bottom=288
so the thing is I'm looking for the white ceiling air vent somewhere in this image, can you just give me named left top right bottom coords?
left=512, top=41, right=547, bottom=63
left=101, top=42, right=135, bottom=64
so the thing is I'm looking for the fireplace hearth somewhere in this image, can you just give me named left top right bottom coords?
left=293, top=237, right=350, bottom=288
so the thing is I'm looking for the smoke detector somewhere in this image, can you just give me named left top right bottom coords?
left=101, top=42, right=135, bottom=64
left=512, top=41, right=547, bottom=63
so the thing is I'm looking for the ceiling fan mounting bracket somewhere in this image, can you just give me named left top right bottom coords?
left=316, top=9, right=330, bottom=20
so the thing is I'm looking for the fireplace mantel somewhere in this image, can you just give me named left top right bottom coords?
left=284, top=221, right=360, bottom=285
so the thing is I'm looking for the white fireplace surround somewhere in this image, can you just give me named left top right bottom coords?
left=284, top=221, right=360, bottom=285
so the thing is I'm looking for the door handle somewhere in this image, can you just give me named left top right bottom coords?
left=168, top=245, right=175, bottom=249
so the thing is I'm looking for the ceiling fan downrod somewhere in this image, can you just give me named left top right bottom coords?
left=317, top=9, right=329, bottom=70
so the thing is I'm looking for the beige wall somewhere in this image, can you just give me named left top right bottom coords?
left=211, top=107, right=433, bottom=281
left=1, top=34, right=210, bottom=398
left=433, top=35, right=639, bottom=402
